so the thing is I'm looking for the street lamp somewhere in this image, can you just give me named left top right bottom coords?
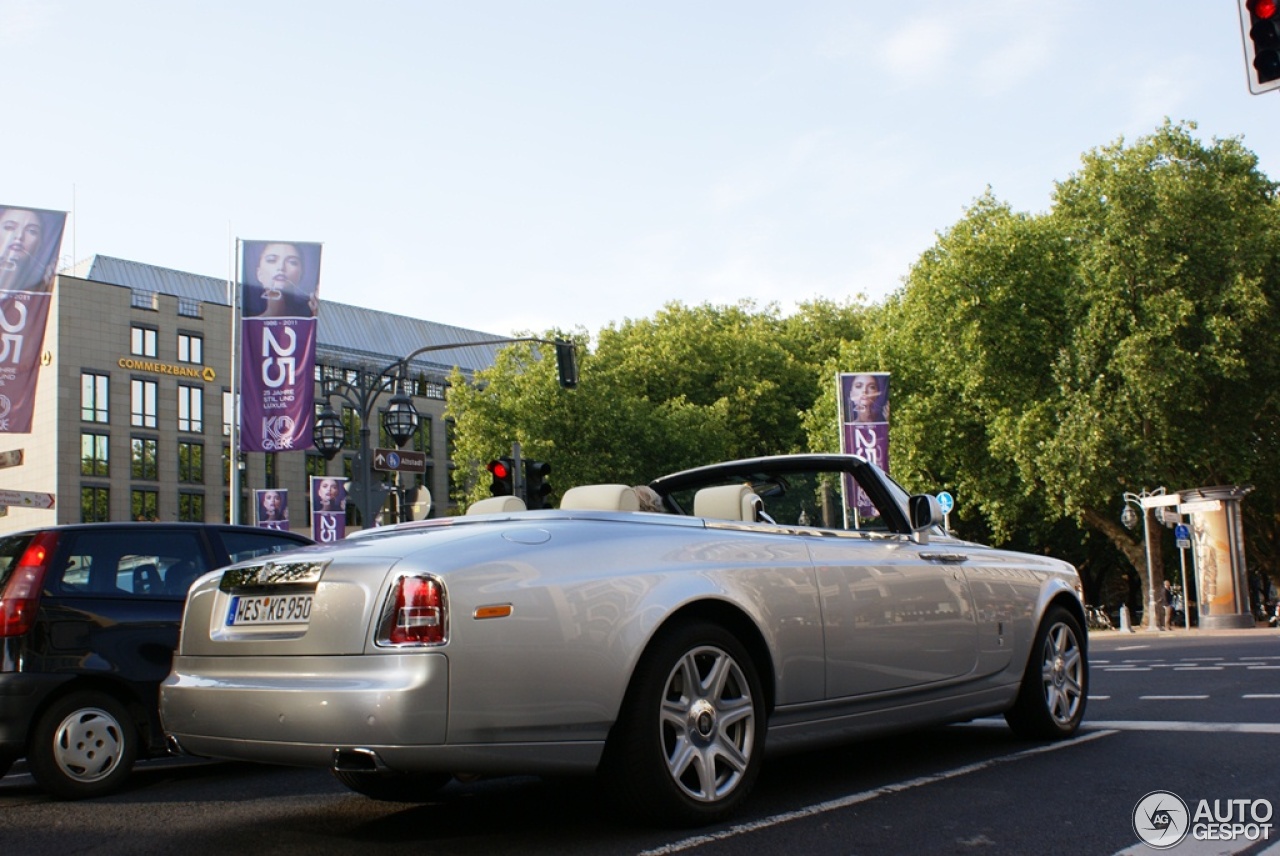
left=312, top=365, right=420, bottom=528
left=313, top=406, right=345, bottom=460
left=1121, top=487, right=1166, bottom=632
left=309, top=336, right=578, bottom=530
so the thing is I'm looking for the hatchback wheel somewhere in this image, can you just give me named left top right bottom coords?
left=603, top=621, right=765, bottom=826
left=28, top=692, right=137, bottom=799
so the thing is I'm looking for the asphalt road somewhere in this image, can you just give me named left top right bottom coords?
left=3, top=629, right=1279, bottom=856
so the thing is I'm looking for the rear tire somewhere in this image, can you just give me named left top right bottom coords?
left=332, top=769, right=453, bottom=802
left=1005, top=606, right=1087, bottom=739
left=601, top=621, right=765, bottom=827
left=28, top=691, right=138, bottom=799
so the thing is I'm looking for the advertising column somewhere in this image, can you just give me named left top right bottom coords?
left=1182, top=485, right=1254, bottom=630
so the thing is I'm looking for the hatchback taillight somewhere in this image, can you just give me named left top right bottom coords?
left=0, top=531, right=58, bottom=637
left=377, top=575, right=447, bottom=647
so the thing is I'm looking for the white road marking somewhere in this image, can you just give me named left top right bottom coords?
left=1139, top=695, right=1209, bottom=700
left=637, top=730, right=1116, bottom=856
left=1089, top=720, right=1280, bottom=734
left=1243, top=694, right=1280, bottom=699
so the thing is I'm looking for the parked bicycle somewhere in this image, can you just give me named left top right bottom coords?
left=1086, top=605, right=1113, bottom=631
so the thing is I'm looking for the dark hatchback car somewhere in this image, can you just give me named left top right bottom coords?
left=0, top=522, right=313, bottom=798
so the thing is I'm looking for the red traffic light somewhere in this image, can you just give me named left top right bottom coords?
left=1255, top=0, right=1277, bottom=18
left=487, top=460, right=510, bottom=479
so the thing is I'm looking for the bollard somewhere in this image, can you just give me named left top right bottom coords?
left=1120, top=604, right=1134, bottom=633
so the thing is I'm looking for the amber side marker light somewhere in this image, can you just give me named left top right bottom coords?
left=474, top=604, right=513, bottom=620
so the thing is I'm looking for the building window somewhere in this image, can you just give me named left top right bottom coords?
left=132, top=437, right=158, bottom=480
left=178, top=297, right=202, bottom=318
left=131, top=379, right=157, bottom=428
left=178, top=385, right=204, bottom=432
left=131, top=326, right=157, bottom=358
left=178, top=333, right=203, bottom=364
left=342, top=407, right=360, bottom=450
left=131, top=489, right=158, bottom=521
left=414, top=416, right=432, bottom=455
left=222, top=390, right=233, bottom=437
left=81, top=433, right=109, bottom=477
left=178, top=492, right=205, bottom=522
left=81, top=486, right=109, bottom=523
left=81, top=372, right=109, bottom=423
left=305, top=453, right=326, bottom=478
left=179, top=442, right=203, bottom=484
left=265, top=452, right=278, bottom=489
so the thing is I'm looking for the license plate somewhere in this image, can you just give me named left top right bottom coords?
left=226, top=593, right=313, bottom=626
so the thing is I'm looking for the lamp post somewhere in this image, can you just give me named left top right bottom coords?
left=1122, top=487, right=1166, bottom=632
left=312, top=361, right=420, bottom=529
left=310, top=336, right=578, bottom=530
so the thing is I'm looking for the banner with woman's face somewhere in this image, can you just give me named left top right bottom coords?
left=838, top=372, right=891, bottom=522
left=310, top=476, right=348, bottom=543
left=238, top=239, right=322, bottom=452
left=254, top=488, right=290, bottom=531
left=0, top=204, right=66, bottom=433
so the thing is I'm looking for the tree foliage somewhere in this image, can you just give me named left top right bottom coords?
left=445, top=121, right=1280, bottom=626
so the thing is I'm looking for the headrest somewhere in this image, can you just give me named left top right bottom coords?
left=693, top=484, right=762, bottom=522
left=559, top=484, right=640, bottom=512
left=466, top=495, right=528, bottom=515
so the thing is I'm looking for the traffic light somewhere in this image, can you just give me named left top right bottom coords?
left=1240, top=0, right=1280, bottom=94
left=524, top=460, right=552, bottom=509
left=555, top=339, right=578, bottom=389
left=487, top=458, right=515, bottom=497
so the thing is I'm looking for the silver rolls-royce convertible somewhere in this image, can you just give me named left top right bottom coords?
left=160, top=454, right=1087, bottom=826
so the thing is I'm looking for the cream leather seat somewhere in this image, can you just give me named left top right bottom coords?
left=693, top=484, right=764, bottom=522
left=559, top=484, right=640, bottom=511
left=466, top=495, right=528, bottom=515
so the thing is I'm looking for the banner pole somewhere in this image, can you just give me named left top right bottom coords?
left=229, top=234, right=241, bottom=525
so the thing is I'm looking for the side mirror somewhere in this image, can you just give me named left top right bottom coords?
left=908, top=494, right=942, bottom=544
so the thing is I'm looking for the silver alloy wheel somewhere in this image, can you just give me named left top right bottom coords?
left=1040, top=621, right=1084, bottom=727
left=51, top=707, right=126, bottom=783
left=658, top=644, right=756, bottom=803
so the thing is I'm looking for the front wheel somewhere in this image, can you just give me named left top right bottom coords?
left=601, top=622, right=765, bottom=827
left=332, top=769, right=453, bottom=802
left=1005, top=606, right=1088, bottom=739
left=28, top=691, right=138, bottom=799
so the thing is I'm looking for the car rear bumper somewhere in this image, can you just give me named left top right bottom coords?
left=161, top=652, right=450, bottom=750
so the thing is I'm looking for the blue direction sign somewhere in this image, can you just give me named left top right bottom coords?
left=373, top=448, right=427, bottom=474
left=936, top=491, right=954, bottom=515
left=1174, top=523, right=1191, bottom=549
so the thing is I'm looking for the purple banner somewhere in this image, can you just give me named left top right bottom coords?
left=838, top=372, right=891, bottom=520
left=0, top=205, right=66, bottom=434
left=310, top=476, right=347, bottom=543
left=238, top=239, right=321, bottom=452
left=254, top=488, right=290, bottom=530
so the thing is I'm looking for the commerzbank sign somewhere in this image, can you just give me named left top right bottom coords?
left=118, top=357, right=216, bottom=383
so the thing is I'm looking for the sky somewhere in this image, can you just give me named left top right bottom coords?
left=4, top=1, right=1277, bottom=338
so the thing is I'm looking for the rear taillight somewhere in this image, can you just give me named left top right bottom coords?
left=377, top=575, right=447, bottom=647
left=0, top=531, right=58, bottom=637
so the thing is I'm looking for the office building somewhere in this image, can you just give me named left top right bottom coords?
left=0, top=256, right=500, bottom=534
